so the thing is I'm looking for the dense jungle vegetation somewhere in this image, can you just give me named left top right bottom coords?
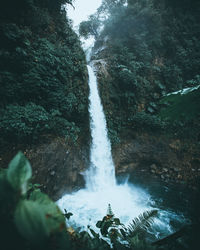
left=0, top=0, right=89, bottom=148
left=80, top=0, right=200, bottom=143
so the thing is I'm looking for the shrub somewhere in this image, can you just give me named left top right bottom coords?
left=0, top=103, right=81, bottom=144
left=131, top=111, right=164, bottom=132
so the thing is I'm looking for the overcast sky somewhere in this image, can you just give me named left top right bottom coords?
left=66, top=0, right=102, bottom=27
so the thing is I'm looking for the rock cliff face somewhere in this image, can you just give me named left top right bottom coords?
left=0, top=137, right=90, bottom=200
left=113, top=134, right=200, bottom=189
left=26, top=138, right=89, bottom=200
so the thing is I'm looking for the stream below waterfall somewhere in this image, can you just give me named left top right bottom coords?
left=57, top=64, right=192, bottom=240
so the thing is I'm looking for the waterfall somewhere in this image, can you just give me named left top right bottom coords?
left=85, top=65, right=115, bottom=191
left=57, top=64, right=182, bottom=234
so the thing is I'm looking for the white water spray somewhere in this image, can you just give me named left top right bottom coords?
left=57, top=64, right=181, bottom=234
left=85, top=65, right=115, bottom=191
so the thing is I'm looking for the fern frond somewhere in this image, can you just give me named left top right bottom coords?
left=125, top=209, right=158, bottom=238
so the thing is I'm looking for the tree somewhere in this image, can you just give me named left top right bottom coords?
left=79, top=15, right=99, bottom=39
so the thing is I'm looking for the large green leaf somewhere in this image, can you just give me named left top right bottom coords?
left=14, top=200, right=49, bottom=244
left=29, top=189, right=66, bottom=233
left=7, top=152, right=32, bottom=195
left=13, top=187, right=66, bottom=246
left=96, top=220, right=103, bottom=228
left=100, top=220, right=113, bottom=236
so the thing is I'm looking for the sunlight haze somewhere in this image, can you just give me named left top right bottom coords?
left=66, top=0, right=102, bottom=27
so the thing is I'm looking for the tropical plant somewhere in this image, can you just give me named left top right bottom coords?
left=124, top=210, right=158, bottom=239
left=95, top=203, right=158, bottom=249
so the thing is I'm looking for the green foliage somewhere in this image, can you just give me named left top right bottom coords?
left=14, top=200, right=50, bottom=244
left=157, top=87, right=200, bottom=139
left=96, top=204, right=158, bottom=249
left=96, top=217, right=114, bottom=237
left=0, top=152, right=68, bottom=250
left=131, top=112, right=164, bottom=132
left=0, top=103, right=81, bottom=143
left=0, top=1, right=89, bottom=146
left=0, top=0, right=74, bottom=20
left=14, top=189, right=66, bottom=245
left=7, top=152, right=32, bottom=195
left=125, top=210, right=158, bottom=238
left=79, top=21, right=94, bottom=39
left=64, top=209, right=73, bottom=220
left=159, top=88, right=200, bottom=122
left=0, top=103, right=49, bottom=142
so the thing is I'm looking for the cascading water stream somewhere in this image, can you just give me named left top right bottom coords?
left=85, top=65, right=115, bottom=191
left=57, top=64, right=183, bottom=235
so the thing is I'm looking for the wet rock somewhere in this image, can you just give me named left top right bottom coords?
left=118, top=165, right=129, bottom=174
left=150, top=164, right=157, bottom=170
left=50, top=171, right=55, bottom=176
left=117, top=162, right=138, bottom=174
left=53, top=186, right=59, bottom=191
left=113, top=133, right=200, bottom=188
left=92, top=59, right=109, bottom=78
left=169, top=140, right=181, bottom=151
